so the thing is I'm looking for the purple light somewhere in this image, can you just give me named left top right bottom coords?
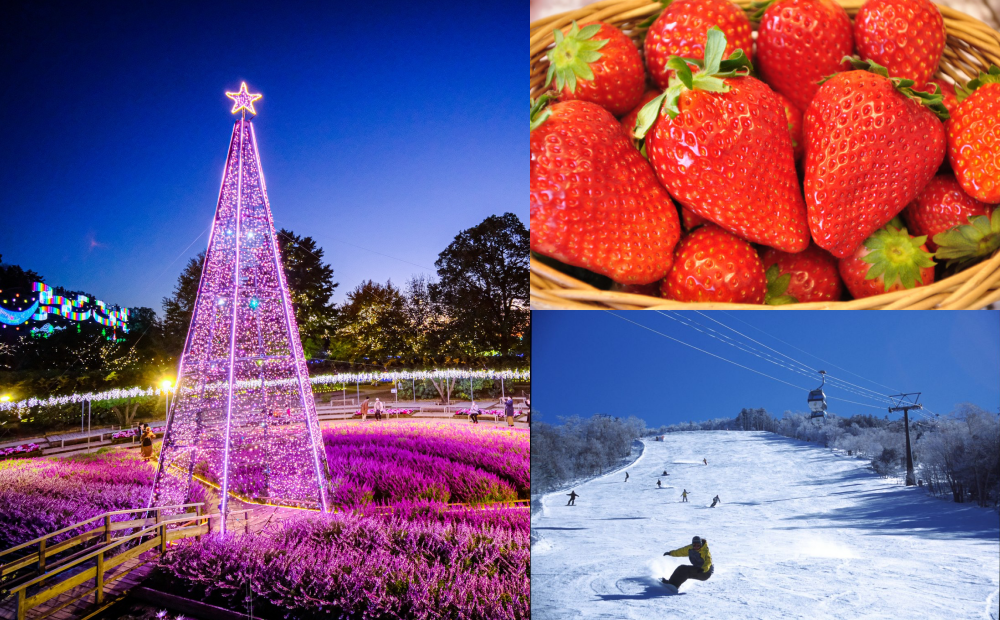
left=151, top=87, right=330, bottom=527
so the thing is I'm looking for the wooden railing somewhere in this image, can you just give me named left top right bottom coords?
left=1, top=505, right=252, bottom=620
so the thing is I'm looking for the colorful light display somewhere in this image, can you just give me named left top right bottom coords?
left=0, top=282, right=129, bottom=331
left=151, top=86, right=329, bottom=522
left=0, top=369, right=530, bottom=413
left=225, top=82, right=262, bottom=115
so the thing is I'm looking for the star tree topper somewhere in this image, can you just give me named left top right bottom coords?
left=226, top=82, right=262, bottom=115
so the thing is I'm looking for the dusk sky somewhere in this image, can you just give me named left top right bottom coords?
left=532, top=311, right=1000, bottom=428
left=0, top=1, right=523, bottom=312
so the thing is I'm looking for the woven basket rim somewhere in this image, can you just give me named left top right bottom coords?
left=530, top=0, right=1000, bottom=310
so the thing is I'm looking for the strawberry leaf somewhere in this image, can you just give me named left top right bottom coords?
left=861, top=225, right=936, bottom=292
left=764, top=264, right=798, bottom=305
left=544, top=21, right=610, bottom=93
left=956, top=65, right=1000, bottom=102
left=840, top=57, right=949, bottom=120
left=933, top=208, right=1000, bottom=268
left=634, top=92, right=669, bottom=139
left=747, top=0, right=776, bottom=22
left=530, top=93, right=556, bottom=132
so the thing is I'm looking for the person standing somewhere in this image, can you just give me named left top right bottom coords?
left=624, top=471, right=630, bottom=482
left=373, top=398, right=384, bottom=421
left=681, top=489, right=689, bottom=502
left=662, top=536, right=713, bottom=591
left=140, top=428, right=154, bottom=460
left=711, top=495, right=721, bottom=508
left=360, top=396, right=370, bottom=422
left=567, top=490, right=579, bottom=506
left=657, top=479, right=662, bottom=488
left=505, top=396, right=515, bottom=427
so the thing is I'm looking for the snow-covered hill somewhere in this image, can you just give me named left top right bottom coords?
left=531, top=431, right=1000, bottom=620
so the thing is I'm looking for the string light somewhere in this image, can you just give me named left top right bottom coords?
left=151, top=92, right=328, bottom=523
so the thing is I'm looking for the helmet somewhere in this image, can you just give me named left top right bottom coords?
left=692, top=536, right=702, bottom=545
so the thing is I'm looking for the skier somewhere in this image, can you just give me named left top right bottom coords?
left=711, top=495, right=720, bottom=508
left=624, top=471, right=629, bottom=482
left=681, top=489, right=689, bottom=502
left=657, top=479, right=662, bottom=488
left=567, top=490, right=578, bottom=506
left=662, top=536, right=713, bottom=591
left=703, top=458, right=708, bottom=465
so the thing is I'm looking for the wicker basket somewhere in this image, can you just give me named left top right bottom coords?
left=530, top=0, right=1000, bottom=309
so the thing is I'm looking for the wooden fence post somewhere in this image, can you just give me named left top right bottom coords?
left=160, top=523, right=167, bottom=554
left=16, top=589, right=25, bottom=620
left=195, top=505, right=203, bottom=541
left=96, top=551, right=105, bottom=604
left=105, top=514, right=112, bottom=544
left=37, top=538, right=46, bottom=574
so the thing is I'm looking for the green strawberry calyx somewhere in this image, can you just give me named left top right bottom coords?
left=933, top=208, right=1000, bottom=268
left=764, top=264, right=798, bottom=305
left=861, top=225, right=936, bottom=292
left=828, top=57, right=950, bottom=121
left=955, top=65, right=1000, bottom=103
left=530, top=92, right=556, bottom=132
left=746, top=0, right=777, bottom=23
left=634, top=28, right=753, bottom=139
left=544, top=21, right=610, bottom=94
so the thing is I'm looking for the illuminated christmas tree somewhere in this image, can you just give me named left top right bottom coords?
left=152, top=83, right=329, bottom=521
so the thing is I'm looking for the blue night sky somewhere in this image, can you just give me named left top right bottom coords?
left=0, top=1, right=523, bottom=312
left=532, top=311, right=1000, bottom=428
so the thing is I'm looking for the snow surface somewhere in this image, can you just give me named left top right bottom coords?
left=532, top=431, right=1000, bottom=620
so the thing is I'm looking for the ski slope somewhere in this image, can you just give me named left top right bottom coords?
left=531, top=431, right=1000, bottom=620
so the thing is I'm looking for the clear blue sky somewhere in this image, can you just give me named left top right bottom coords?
left=0, top=0, right=523, bottom=312
left=532, top=311, right=1000, bottom=428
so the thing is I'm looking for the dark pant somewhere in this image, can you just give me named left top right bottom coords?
left=470, top=413, right=478, bottom=423
left=375, top=411, right=381, bottom=421
left=667, top=565, right=713, bottom=589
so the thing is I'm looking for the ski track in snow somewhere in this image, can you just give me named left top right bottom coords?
left=531, top=432, right=1000, bottom=620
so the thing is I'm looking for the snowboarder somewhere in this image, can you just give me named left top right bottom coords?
left=657, top=479, right=662, bottom=488
left=624, top=471, right=629, bottom=482
left=662, top=536, right=713, bottom=591
left=662, top=470, right=668, bottom=476
left=681, top=489, right=689, bottom=502
left=703, top=458, right=708, bottom=465
left=567, top=490, right=578, bottom=506
left=711, top=495, right=720, bottom=508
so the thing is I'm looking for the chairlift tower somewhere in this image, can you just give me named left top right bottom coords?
left=888, top=393, right=922, bottom=486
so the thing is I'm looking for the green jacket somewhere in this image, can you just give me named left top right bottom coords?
left=667, top=543, right=712, bottom=573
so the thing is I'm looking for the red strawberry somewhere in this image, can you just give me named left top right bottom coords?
left=681, top=206, right=708, bottom=231
left=838, top=224, right=935, bottom=298
left=948, top=65, right=1000, bottom=204
left=662, top=224, right=767, bottom=303
left=754, top=0, right=854, bottom=113
left=761, top=243, right=843, bottom=302
left=773, top=91, right=804, bottom=162
left=925, top=78, right=959, bottom=117
left=854, top=0, right=945, bottom=85
left=545, top=21, right=646, bottom=117
left=621, top=89, right=662, bottom=141
left=803, top=59, right=948, bottom=258
left=637, top=28, right=810, bottom=253
left=902, top=173, right=993, bottom=251
left=644, top=0, right=753, bottom=91
left=530, top=98, right=681, bottom=284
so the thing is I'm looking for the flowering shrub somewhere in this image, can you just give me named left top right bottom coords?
left=0, top=451, right=206, bottom=549
left=322, top=421, right=529, bottom=507
left=0, top=442, right=42, bottom=459
left=351, top=408, right=414, bottom=417
left=111, top=426, right=165, bottom=441
left=454, top=409, right=504, bottom=417
left=158, top=507, right=529, bottom=620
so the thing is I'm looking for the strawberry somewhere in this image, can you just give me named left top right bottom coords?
left=753, top=0, right=854, bottom=113
left=662, top=224, right=767, bottom=303
left=637, top=28, right=810, bottom=253
left=621, top=89, right=662, bottom=141
left=773, top=91, right=804, bottom=162
left=545, top=21, right=646, bottom=117
left=933, top=208, right=1000, bottom=269
left=530, top=97, right=682, bottom=284
left=838, top=224, right=935, bottom=298
left=681, top=206, right=708, bottom=231
left=902, top=173, right=993, bottom=251
left=948, top=65, right=1000, bottom=204
left=803, top=58, right=948, bottom=259
left=644, top=0, right=753, bottom=91
left=854, top=0, right=945, bottom=86
left=761, top=243, right=843, bottom=302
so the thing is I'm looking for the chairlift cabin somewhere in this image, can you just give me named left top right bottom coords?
left=807, top=371, right=828, bottom=419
